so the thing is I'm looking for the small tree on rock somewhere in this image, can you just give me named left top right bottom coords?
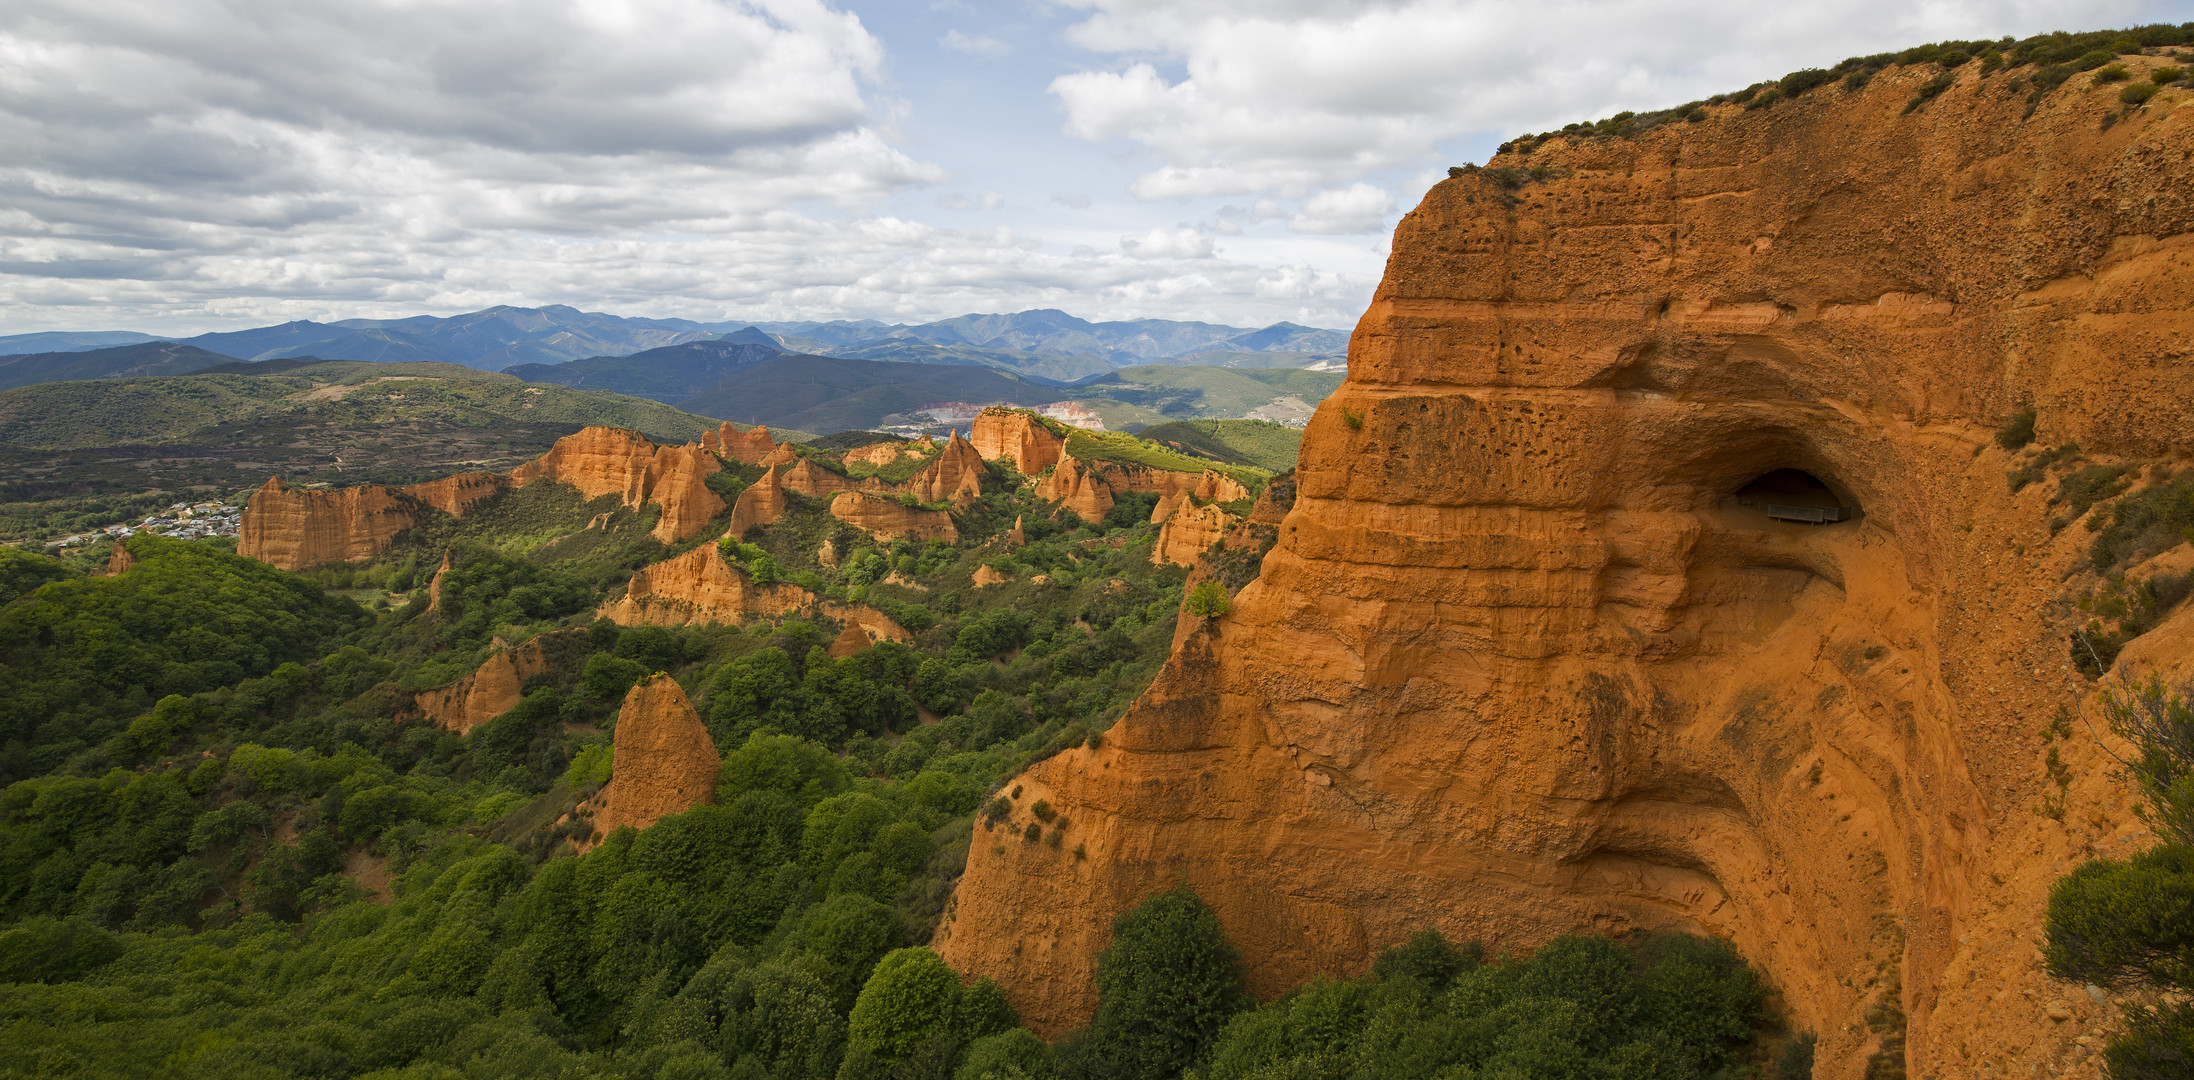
left=1185, top=583, right=1230, bottom=619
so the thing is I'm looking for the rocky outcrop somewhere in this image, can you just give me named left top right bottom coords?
left=402, top=472, right=507, bottom=516
left=1148, top=492, right=1188, bottom=525
left=412, top=631, right=580, bottom=734
left=707, top=421, right=778, bottom=464
left=972, top=564, right=1009, bottom=588
left=843, top=440, right=917, bottom=468
left=829, top=491, right=957, bottom=544
left=239, top=478, right=425, bottom=570
left=971, top=407, right=1066, bottom=475
left=511, top=427, right=726, bottom=544
left=822, top=602, right=913, bottom=652
left=778, top=457, right=847, bottom=499
left=599, top=544, right=813, bottom=627
left=240, top=427, right=729, bottom=570
left=904, top=432, right=988, bottom=508
left=585, top=675, right=719, bottom=835
left=1035, top=456, right=1114, bottom=523
left=727, top=467, right=790, bottom=539
left=939, top=61, right=2194, bottom=1079
left=98, top=539, right=136, bottom=577
left=426, top=549, right=453, bottom=611
left=759, top=444, right=798, bottom=467
left=1150, top=502, right=1234, bottom=567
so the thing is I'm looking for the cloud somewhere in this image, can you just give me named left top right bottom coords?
left=0, top=0, right=947, bottom=315
left=1052, top=192, right=1094, bottom=209
left=936, top=190, right=1006, bottom=210
left=1050, top=0, right=2155, bottom=198
left=1119, top=226, right=1216, bottom=259
left=1288, top=184, right=1394, bottom=234
left=941, top=29, right=1011, bottom=57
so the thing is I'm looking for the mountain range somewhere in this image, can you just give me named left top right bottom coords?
left=0, top=305, right=1347, bottom=383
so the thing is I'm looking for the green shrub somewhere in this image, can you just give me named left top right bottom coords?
left=2072, top=49, right=2117, bottom=72
left=1995, top=406, right=2037, bottom=450
left=1904, top=72, right=1957, bottom=112
left=1073, top=884, right=1251, bottom=1080
left=2089, top=471, right=2194, bottom=573
left=1185, top=582, right=1230, bottom=619
left=1778, top=68, right=1835, bottom=96
left=2096, top=63, right=2133, bottom=83
left=2122, top=82, right=2160, bottom=103
left=2154, top=66, right=2187, bottom=84
left=2046, top=679, right=2194, bottom=1074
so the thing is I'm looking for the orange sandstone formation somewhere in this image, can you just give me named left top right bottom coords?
left=412, top=632, right=578, bottom=734
left=1150, top=502, right=1235, bottom=567
left=904, top=431, right=989, bottom=508
left=706, top=421, right=779, bottom=464
left=587, top=675, right=719, bottom=835
left=778, top=457, right=846, bottom=498
left=239, top=478, right=426, bottom=570
left=599, top=544, right=813, bottom=627
left=511, top=427, right=726, bottom=544
left=843, top=441, right=915, bottom=468
left=759, top=443, right=798, bottom=467
left=401, top=472, right=506, bottom=516
left=939, top=62, right=2194, bottom=1080
left=727, top=466, right=790, bottom=539
left=971, top=407, right=1066, bottom=475
left=242, top=428, right=741, bottom=571
left=1034, top=456, right=1114, bottom=523
left=828, top=491, right=958, bottom=544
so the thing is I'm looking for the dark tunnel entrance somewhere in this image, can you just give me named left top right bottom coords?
left=1733, top=469, right=1856, bottom=524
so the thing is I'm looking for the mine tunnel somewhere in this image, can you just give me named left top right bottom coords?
left=1732, top=468, right=1858, bottom=524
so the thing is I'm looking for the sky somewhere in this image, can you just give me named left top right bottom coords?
left=2, top=0, right=2190, bottom=335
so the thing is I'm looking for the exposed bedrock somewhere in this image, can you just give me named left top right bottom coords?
left=938, top=65, right=2194, bottom=1077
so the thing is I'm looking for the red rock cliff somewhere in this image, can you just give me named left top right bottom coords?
left=939, top=62, right=2194, bottom=1078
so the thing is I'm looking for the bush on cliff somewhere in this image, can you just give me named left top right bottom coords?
left=2046, top=678, right=2194, bottom=1078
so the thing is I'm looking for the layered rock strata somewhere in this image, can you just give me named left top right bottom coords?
left=585, top=675, right=720, bottom=835
left=599, top=544, right=813, bottom=627
left=971, top=407, right=1067, bottom=475
left=829, top=492, right=958, bottom=544
left=939, top=61, right=2194, bottom=1080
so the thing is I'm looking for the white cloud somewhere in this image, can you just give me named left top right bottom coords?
left=941, top=29, right=1010, bottom=57
left=1119, top=226, right=1216, bottom=259
left=0, top=0, right=947, bottom=317
left=1288, top=184, right=1394, bottom=234
left=1052, top=192, right=1094, bottom=209
left=1050, top=0, right=2155, bottom=198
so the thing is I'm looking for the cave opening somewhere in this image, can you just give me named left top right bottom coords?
left=1733, top=469, right=1856, bottom=524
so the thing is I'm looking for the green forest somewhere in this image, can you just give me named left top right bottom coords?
left=8, top=420, right=2183, bottom=1080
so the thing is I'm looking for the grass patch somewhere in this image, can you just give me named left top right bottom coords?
left=1064, top=430, right=1269, bottom=489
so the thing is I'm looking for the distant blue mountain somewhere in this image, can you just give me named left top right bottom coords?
left=5, top=306, right=1350, bottom=394
left=0, top=331, right=164, bottom=356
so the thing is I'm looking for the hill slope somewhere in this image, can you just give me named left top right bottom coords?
left=0, top=361, right=723, bottom=542
left=676, top=354, right=1066, bottom=432
left=504, top=338, right=789, bottom=402
left=0, top=342, right=237, bottom=390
